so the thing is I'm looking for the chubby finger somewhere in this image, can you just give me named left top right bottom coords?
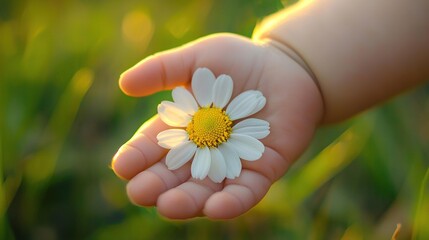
left=201, top=147, right=288, bottom=219
left=203, top=147, right=290, bottom=219
left=119, top=46, right=195, bottom=97
left=203, top=169, right=271, bottom=219
left=157, top=178, right=223, bottom=219
left=111, top=115, right=168, bottom=180
left=118, top=33, right=259, bottom=97
left=126, top=160, right=191, bottom=206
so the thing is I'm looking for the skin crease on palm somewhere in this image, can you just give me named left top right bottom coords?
left=111, top=33, right=324, bottom=219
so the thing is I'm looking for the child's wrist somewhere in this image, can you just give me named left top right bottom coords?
left=261, top=38, right=321, bottom=97
left=256, top=37, right=326, bottom=125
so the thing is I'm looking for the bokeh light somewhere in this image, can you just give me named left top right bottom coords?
left=1, top=0, right=428, bottom=239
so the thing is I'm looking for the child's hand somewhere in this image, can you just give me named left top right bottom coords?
left=111, top=33, right=323, bottom=219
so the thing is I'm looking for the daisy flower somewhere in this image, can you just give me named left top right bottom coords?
left=156, top=68, right=270, bottom=183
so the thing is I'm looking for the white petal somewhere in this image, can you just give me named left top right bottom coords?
left=157, top=129, right=189, bottom=149
left=226, top=90, right=265, bottom=120
left=208, top=148, right=227, bottom=183
left=166, top=141, right=197, bottom=170
left=233, top=118, right=269, bottom=128
left=191, top=68, right=215, bottom=107
left=218, top=143, right=242, bottom=179
left=172, top=87, right=198, bottom=114
left=249, top=95, right=266, bottom=115
left=191, top=147, right=211, bottom=180
left=228, top=134, right=265, bottom=161
left=158, top=101, right=191, bottom=127
left=232, top=118, right=270, bottom=139
left=212, top=74, right=233, bottom=109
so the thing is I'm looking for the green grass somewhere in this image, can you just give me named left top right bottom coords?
left=1, top=0, right=428, bottom=239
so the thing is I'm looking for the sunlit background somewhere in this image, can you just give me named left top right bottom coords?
left=1, top=0, right=429, bottom=239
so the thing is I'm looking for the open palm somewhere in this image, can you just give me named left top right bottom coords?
left=112, top=33, right=323, bottom=219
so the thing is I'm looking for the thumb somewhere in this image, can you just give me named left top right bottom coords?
left=119, top=45, right=196, bottom=97
left=119, top=33, right=255, bottom=97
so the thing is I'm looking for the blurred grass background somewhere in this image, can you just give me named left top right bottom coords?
left=1, top=0, right=429, bottom=239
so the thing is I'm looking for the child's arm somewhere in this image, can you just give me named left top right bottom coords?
left=254, top=0, right=429, bottom=123
left=112, top=0, right=429, bottom=220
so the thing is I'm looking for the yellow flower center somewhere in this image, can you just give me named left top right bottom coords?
left=186, top=107, right=232, bottom=148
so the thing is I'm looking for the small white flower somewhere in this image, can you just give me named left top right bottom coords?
left=156, top=68, right=270, bottom=183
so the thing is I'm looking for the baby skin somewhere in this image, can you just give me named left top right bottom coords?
left=112, top=0, right=429, bottom=219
